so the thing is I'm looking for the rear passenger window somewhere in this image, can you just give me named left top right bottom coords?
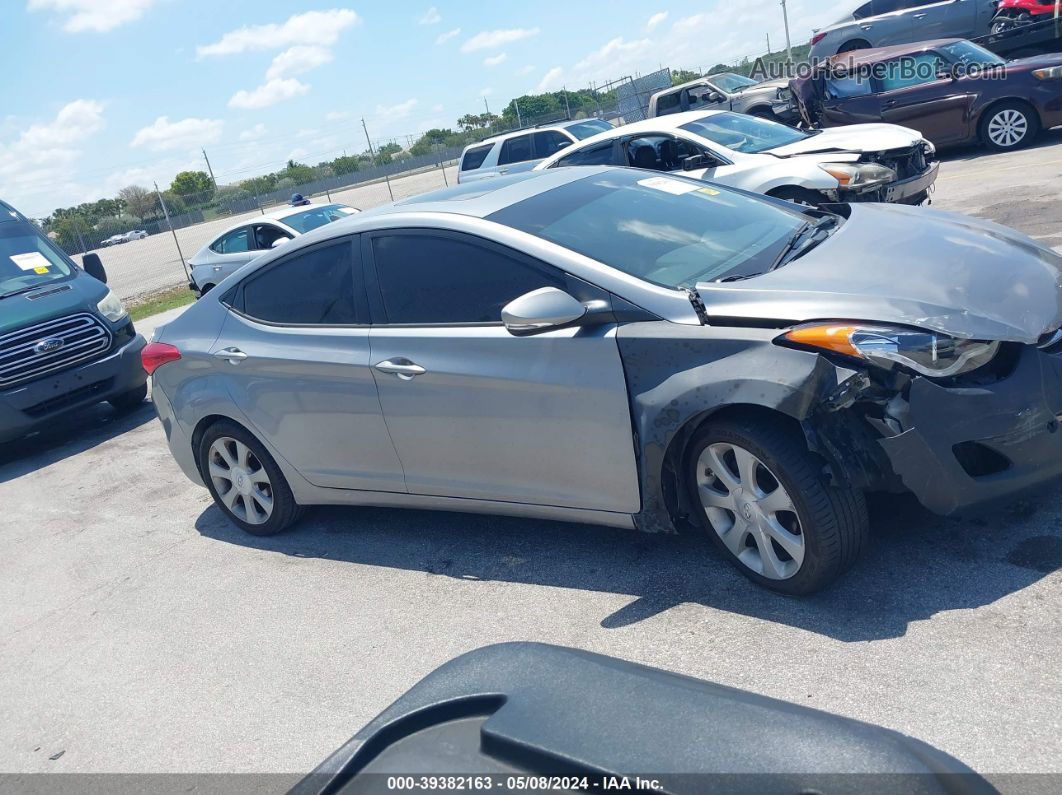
left=498, top=134, right=533, bottom=165
left=242, top=242, right=358, bottom=325
left=461, top=144, right=493, bottom=172
left=655, top=91, right=682, bottom=115
left=532, top=130, right=571, bottom=158
left=554, top=141, right=617, bottom=167
left=371, top=234, right=562, bottom=324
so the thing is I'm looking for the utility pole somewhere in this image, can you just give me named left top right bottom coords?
left=562, top=87, right=571, bottom=120
left=483, top=96, right=491, bottom=116
left=514, top=99, right=522, bottom=127
left=766, top=33, right=771, bottom=55
left=155, top=181, right=188, bottom=280
left=780, top=0, right=793, bottom=63
left=202, top=148, right=218, bottom=191
left=362, top=118, right=394, bottom=202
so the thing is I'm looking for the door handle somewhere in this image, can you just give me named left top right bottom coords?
left=214, top=347, right=248, bottom=364
left=882, top=100, right=898, bottom=109
left=375, top=358, right=426, bottom=380
left=913, top=12, right=927, bottom=18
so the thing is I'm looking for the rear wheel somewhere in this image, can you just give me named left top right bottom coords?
left=991, top=12, right=1031, bottom=34
left=685, top=416, right=868, bottom=595
left=198, top=421, right=302, bottom=536
left=837, top=39, right=870, bottom=54
left=980, top=101, right=1040, bottom=152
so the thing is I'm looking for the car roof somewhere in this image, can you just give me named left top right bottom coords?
left=536, top=110, right=730, bottom=155
left=464, top=119, right=601, bottom=151
left=210, top=202, right=342, bottom=237
left=827, top=38, right=962, bottom=67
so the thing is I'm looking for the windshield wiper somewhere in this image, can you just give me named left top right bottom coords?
left=769, top=215, right=839, bottom=272
left=0, top=285, right=41, bottom=301
left=715, top=273, right=763, bottom=282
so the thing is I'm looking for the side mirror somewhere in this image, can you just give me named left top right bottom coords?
left=502, top=287, right=587, bottom=336
left=270, top=237, right=289, bottom=249
left=82, top=253, right=107, bottom=284
left=556, top=140, right=572, bottom=150
left=704, top=91, right=725, bottom=104
left=682, top=154, right=712, bottom=171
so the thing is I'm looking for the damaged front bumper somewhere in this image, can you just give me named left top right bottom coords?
left=875, top=345, right=1062, bottom=515
left=835, top=161, right=939, bottom=207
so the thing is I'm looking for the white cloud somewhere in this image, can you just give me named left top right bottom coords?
left=374, top=98, right=418, bottom=119
left=435, top=27, right=460, bottom=45
left=0, top=100, right=106, bottom=211
left=418, top=6, right=441, bottom=25
left=647, top=11, right=668, bottom=31
left=130, top=116, right=223, bottom=151
left=27, top=0, right=155, bottom=33
left=431, top=103, right=444, bottom=112
left=239, top=123, right=267, bottom=141
left=480, top=88, right=493, bottom=97
left=536, top=67, right=563, bottom=92
left=197, top=9, right=359, bottom=57
left=266, top=45, right=333, bottom=80
left=461, top=27, right=540, bottom=53
left=325, top=111, right=352, bottom=122
left=572, top=37, right=654, bottom=83
left=516, top=64, right=535, bottom=76
left=483, top=52, right=508, bottom=67
left=228, top=78, right=310, bottom=110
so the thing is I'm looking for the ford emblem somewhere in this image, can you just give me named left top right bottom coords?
left=34, top=337, right=65, bottom=355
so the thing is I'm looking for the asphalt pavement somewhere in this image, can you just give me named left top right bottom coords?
left=1, top=137, right=1061, bottom=789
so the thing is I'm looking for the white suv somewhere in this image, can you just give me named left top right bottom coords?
left=457, top=119, right=614, bottom=183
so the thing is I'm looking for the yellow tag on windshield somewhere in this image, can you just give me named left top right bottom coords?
left=697, top=187, right=720, bottom=196
left=34, top=267, right=49, bottom=274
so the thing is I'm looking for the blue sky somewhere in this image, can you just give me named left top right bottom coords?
left=1, top=1, right=851, bottom=217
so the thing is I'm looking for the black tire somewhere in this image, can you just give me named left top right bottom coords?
left=979, top=100, right=1040, bottom=152
left=197, top=420, right=302, bottom=536
left=837, top=39, right=870, bottom=54
left=199, top=283, right=214, bottom=297
left=768, top=186, right=827, bottom=208
left=685, top=415, right=868, bottom=595
left=108, top=382, right=147, bottom=411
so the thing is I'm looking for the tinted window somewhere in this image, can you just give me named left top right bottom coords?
left=242, top=242, right=357, bottom=324
left=680, top=112, right=808, bottom=154
left=555, top=141, right=617, bottom=167
left=687, top=85, right=724, bottom=109
left=707, top=74, right=758, bottom=93
left=488, top=170, right=809, bottom=288
left=533, top=130, right=572, bottom=158
left=371, top=234, right=562, bottom=324
left=826, top=74, right=874, bottom=99
left=212, top=227, right=251, bottom=254
left=461, top=144, right=493, bottom=171
left=939, top=40, right=1004, bottom=68
left=253, top=224, right=291, bottom=250
left=871, top=0, right=902, bottom=13
left=655, top=91, right=682, bottom=115
left=565, top=119, right=613, bottom=139
left=626, top=136, right=708, bottom=172
left=498, top=134, right=534, bottom=165
left=877, top=53, right=944, bottom=92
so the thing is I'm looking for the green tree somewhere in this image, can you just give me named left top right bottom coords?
left=118, top=185, right=156, bottom=220
left=170, top=171, right=214, bottom=202
left=330, top=154, right=362, bottom=176
left=671, top=68, right=701, bottom=86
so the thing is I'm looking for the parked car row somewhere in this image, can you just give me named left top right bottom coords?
left=101, top=229, right=148, bottom=246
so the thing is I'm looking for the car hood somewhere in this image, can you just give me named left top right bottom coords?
left=696, top=203, right=1062, bottom=343
left=767, top=124, right=923, bottom=157
left=0, top=274, right=108, bottom=335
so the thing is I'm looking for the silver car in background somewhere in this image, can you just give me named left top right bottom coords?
left=456, top=119, right=614, bottom=183
left=147, top=168, right=1062, bottom=595
left=648, top=73, right=796, bottom=122
left=187, top=203, right=358, bottom=296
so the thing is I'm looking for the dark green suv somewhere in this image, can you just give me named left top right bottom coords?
left=0, top=199, right=147, bottom=443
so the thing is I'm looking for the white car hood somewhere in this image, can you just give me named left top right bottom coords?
left=768, top=124, right=924, bottom=157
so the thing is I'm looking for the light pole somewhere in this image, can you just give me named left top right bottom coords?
left=780, top=0, right=793, bottom=63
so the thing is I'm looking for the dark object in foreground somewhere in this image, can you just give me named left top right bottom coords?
left=291, top=643, right=996, bottom=795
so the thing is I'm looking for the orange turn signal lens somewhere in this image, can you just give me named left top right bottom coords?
left=782, top=325, right=862, bottom=357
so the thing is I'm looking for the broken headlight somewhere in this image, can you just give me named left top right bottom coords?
left=779, top=323, right=1000, bottom=378
left=819, top=162, right=896, bottom=191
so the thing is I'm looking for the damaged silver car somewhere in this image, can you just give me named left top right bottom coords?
left=146, top=168, right=1062, bottom=594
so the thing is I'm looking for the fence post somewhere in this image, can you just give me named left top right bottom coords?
left=155, top=182, right=189, bottom=281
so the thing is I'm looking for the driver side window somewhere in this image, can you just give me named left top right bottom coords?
left=253, top=224, right=292, bottom=250
left=686, top=85, right=723, bottom=110
left=625, top=136, right=708, bottom=172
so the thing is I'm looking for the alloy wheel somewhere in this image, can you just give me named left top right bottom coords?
left=987, top=109, right=1029, bottom=149
left=695, top=442, right=805, bottom=580
left=207, top=436, right=274, bottom=525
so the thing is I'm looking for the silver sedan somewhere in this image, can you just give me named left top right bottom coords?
left=145, top=167, right=1062, bottom=594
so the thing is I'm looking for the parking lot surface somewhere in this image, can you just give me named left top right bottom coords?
left=2, top=136, right=1062, bottom=787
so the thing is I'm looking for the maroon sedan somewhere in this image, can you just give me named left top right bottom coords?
left=791, top=38, right=1062, bottom=151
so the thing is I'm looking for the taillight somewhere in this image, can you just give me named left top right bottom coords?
left=142, top=342, right=181, bottom=375
left=810, top=32, right=827, bottom=46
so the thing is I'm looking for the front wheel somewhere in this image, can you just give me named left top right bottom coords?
left=198, top=421, right=302, bottom=536
left=980, top=101, right=1040, bottom=152
left=685, top=416, right=868, bottom=594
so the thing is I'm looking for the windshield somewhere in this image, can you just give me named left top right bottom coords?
left=939, top=41, right=1005, bottom=69
left=710, top=73, right=759, bottom=93
left=565, top=119, right=614, bottom=140
left=0, top=220, right=76, bottom=297
left=280, top=204, right=357, bottom=233
left=680, top=112, right=809, bottom=154
left=487, top=170, right=811, bottom=288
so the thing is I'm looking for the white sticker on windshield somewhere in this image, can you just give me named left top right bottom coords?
left=10, top=252, right=52, bottom=272
left=637, top=176, right=701, bottom=196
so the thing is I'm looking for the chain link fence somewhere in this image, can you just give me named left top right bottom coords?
left=41, top=69, right=673, bottom=304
